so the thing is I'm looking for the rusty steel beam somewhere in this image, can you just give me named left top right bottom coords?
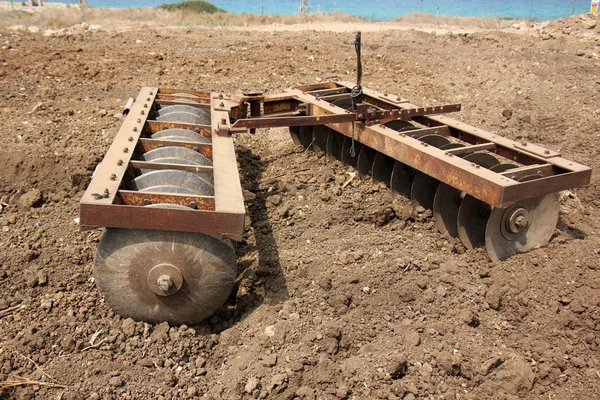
left=117, top=190, right=215, bottom=210
left=137, top=139, right=213, bottom=159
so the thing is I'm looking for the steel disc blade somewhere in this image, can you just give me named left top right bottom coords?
left=357, top=146, right=377, bottom=179
left=312, top=125, right=330, bottom=155
left=410, top=172, right=440, bottom=210
left=141, top=146, right=212, bottom=166
left=463, top=152, right=499, bottom=169
left=433, top=183, right=462, bottom=237
left=326, top=130, right=344, bottom=162
left=457, top=195, right=492, bottom=249
left=151, top=129, right=210, bottom=143
left=157, top=105, right=209, bottom=120
left=156, top=112, right=205, bottom=124
left=128, top=169, right=214, bottom=196
left=341, top=136, right=361, bottom=168
left=419, top=134, right=451, bottom=148
left=289, top=126, right=302, bottom=146
left=298, top=126, right=314, bottom=148
left=490, top=163, right=518, bottom=173
left=93, top=228, right=236, bottom=325
left=372, top=152, right=394, bottom=184
left=390, top=161, right=415, bottom=197
left=385, top=120, right=418, bottom=132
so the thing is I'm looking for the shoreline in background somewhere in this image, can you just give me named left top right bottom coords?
left=0, top=1, right=597, bottom=37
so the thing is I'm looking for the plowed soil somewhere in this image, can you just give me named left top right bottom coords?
left=0, top=11, right=599, bottom=400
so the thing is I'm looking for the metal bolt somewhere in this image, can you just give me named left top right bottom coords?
left=137, top=118, right=141, bottom=123
left=128, top=136, right=134, bottom=142
left=156, top=275, right=173, bottom=292
left=384, top=93, right=388, bottom=97
left=123, top=147, right=129, bottom=153
left=544, top=150, right=550, bottom=155
left=110, top=173, right=117, bottom=180
left=142, top=198, right=151, bottom=206
left=514, top=215, right=527, bottom=228
left=521, top=142, right=527, bottom=146
left=117, top=159, right=123, bottom=166
left=103, top=188, right=109, bottom=197
left=218, top=93, right=223, bottom=100
left=149, top=91, right=154, bottom=95
left=140, top=110, right=145, bottom=115
left=143, top=103, right=148, bottom=108
left=192, top=146, right=199, bottom=152
left=219, top=102, right=225, bottom=108
left=221, top=118, right=227, bottom=125
left=133, top=127, right=138, bottom=132
left=188, top=201, right=198, bottom=209
left=396, top=96, right=402, bottom=101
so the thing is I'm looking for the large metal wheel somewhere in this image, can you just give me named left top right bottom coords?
left=93, top=228, right=236, bottom=325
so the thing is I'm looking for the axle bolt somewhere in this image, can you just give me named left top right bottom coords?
left=507, top=208, right=529, bottom=234
left=156, top=275, right=173, bottom=292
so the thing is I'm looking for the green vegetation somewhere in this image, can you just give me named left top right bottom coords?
left=157, top=0, right=225, bottom=14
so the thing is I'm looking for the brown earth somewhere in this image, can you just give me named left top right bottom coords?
left=0, top=10, right=599, bottom=400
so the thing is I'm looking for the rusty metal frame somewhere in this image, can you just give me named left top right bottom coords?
left=80, top=88, right=245, bottom=240
left=81, top=81, right=591, bottom=240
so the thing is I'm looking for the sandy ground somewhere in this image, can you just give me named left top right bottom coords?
left=0, top=8, right=599, bottom=400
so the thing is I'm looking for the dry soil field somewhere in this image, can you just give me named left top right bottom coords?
left=0, top=8, right=599, bottom=400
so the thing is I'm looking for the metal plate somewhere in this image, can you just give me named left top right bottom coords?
left=140, top=146, right=213, bottom=166
left=151, top=128, right=210, bottom=143
left=326, top=130, right=345, bottom=162
left=433, top=182, right=462, bottom=237
left=156, top=112, right=205, bottom=124
left=372, top=152, right=395, bottom=184
left=357, top=145, right=377, bottom=179
left=128, top=169, right=214, bottom=196
left=390, top=161, right=415, bottom=197
left=93, top=228, right=236, bottom=325
left=312, top=125, right=330, bottom=155
left=457, top=195, right=492, bottom=249
left=410, top=172, right=440, bottom=210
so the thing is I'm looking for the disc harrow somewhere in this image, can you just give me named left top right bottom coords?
left=80, top=38, right=591, bottom=326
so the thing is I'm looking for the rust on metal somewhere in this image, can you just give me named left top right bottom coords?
left=117, top=190, right=215, bottom=210
left=137, top=139, right=213, bottom=159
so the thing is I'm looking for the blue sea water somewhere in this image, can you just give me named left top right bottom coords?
left=39, top=0, right=594, bottom=21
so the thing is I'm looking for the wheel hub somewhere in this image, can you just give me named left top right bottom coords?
left=147, top=263, right=183, bottom=296
left=506, top=207, right=529, bottom=233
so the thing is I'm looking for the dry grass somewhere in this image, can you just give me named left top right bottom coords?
left=0, top=5, right=527, bottom=31
left=394, top=12, right=527, bottom=29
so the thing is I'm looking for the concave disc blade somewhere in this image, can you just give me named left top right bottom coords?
left=433, top=183, right=462, bottom=237
left=151, top=129, right=210, bottom=143
left=289, top=126, right=302, bottom=146
left=157, top=105, right=209, bottom=119
left=372, top=152, right=395, bottom=185
left=485, top=172, right=559, bottom=261
left=141, top=146, right=212, bottom=166
left=93, top=228, right=236, bottom=325
left=156, top=111, right=206, bottom=125
left=411, top=172, right=439, bottom=210
left=326, top=130, right=344, bottom=162
left=419, top=134, right=451, bottom=148
left=312, top=125, right=330, bottom=155
left=128, top=169, right=214, bottom=196
left=390, top=161, right=415, bottom=197
left=463, top=152, right=499, bottom=169
left=357, top=145, right=377, bottom=179
left=490, top=163, right=519, bottom=173
left=298, top=126, right=314, bottom=148
left=457, top=195, right=492, bottom=249
left=384, top=120, right=418, bottom=132
left=341, top=136, right=361, bottom=168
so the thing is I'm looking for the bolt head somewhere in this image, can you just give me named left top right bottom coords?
left=156, top=275, right=173, bottom=292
